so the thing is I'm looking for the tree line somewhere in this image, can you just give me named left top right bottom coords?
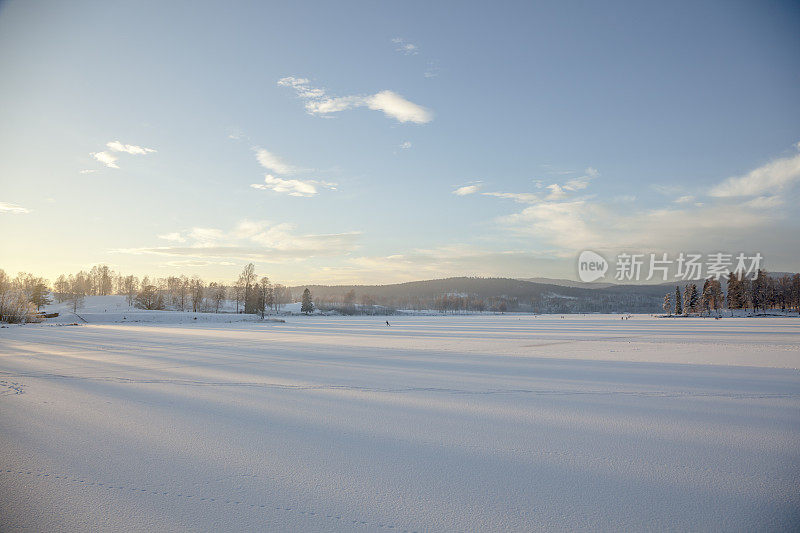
left=0, top=271, right=52, bottom=323
left=0, top=264, right=317, bottom=322
left=663, top=270, right=800, bottom=316
left=311, top=290, right=513, bottom=314
left=3, top=265, right=799, bottom=323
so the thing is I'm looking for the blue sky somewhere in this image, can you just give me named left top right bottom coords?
left=1, top=0, right=799, bottom=284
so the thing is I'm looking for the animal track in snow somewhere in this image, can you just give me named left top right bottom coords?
left=0, top=380, right=23, bottom=395
left=0, top=467, right=417, bottom=531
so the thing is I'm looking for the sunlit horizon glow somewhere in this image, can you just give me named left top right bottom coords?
left=1, top=1, right=799, bottom=285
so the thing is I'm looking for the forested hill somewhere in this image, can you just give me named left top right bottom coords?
left=290, top=277, right=676, bottom=313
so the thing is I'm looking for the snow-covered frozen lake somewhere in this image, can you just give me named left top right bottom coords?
left=1, top=313, right=799, bottom=531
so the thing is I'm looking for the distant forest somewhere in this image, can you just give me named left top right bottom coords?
left=302, top=272, right=800, bottom=316
left=2, top=263, right=799, bottom=323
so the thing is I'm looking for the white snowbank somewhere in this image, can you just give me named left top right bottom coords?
left=42, top=295, right=292, bottom=324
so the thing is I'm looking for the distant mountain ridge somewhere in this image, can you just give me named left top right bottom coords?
left=290, top=276, right=678, bottom=313
left=521, top=272, right=797, bottom=290
left=517, top=277, right=617, bottom=289
left=290, top=272, right=798, bottom=314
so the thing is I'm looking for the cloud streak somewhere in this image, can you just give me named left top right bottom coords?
left=709, top=145, right=800, bottom=197
left=481, top=159, right=794, bottom=258
left=158, top=232, right=186, bottom=242
left=249, top=147, right=336, bottom=197
left=251, top=175, right=336, bottom=197
left=460, top=155, right=798, bottom=260
left=392, top=37, right=419, bottom=55
left=0, top=202, right=30, bottom=214
left=473, top=167, right=599, bottom=204
left=481, top=191, right=540, bottom=203
left=89, top=140, right=156, bottom=169
left=106, top=141, right=156, bottom=155
left=115, top=220, right=360, bottom=262
left=453, top=184, right=482, bottom=196
left=278, top=77, right=432, bottom=124
left=91, top=151, right=119, bottom=169
left=254, top=148, right=297, bottom=175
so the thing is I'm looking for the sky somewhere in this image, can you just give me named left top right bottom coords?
left=1, top=0, right=799, bottom=285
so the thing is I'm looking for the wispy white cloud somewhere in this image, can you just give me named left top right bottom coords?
left=546, top=167, right=598, bottom=199
left=91, top=151, right=119, bottom=169
left=366, top=90, right=432, bottom=123
left=106, top=141, right=156, bottom=155
left=498, top=200, right=601, bottom=251
left=709, top=144, right=800, bottom=197
left=424, top=61, right=440, bottom=79
left=545, top=184, right=567, bottom=200
left=115, top=220, right=360, bottom=262
left=460, top=167, right=600, bottom=204
left=254, top=147, right=297, bottom=175
left=584, top=166, right=600, bottom=178
left=278, top=76, right=432, bottom=124
left=276, top=76, right=325, bottom=99
left=742, top=195, right=783, bottom=209
left=158, top=232, right=186, bottom=243
left=251, top=175, right=336, bottom=197
left=495, top=196, right=780, bottom=257
left=0, top=202, right=30, bottom=214
left=399, top=141, right=412, bottom=150
left=187, top=227, right=225, bottom=245
left=303, top=95, right=364, bottom=115
left=248, top=145, right=334, bottom=197
left=487, top=166, right=789, bottom=258
left=88, top=140, right=156, bottom=169
left=391, top=37, right=419, bottom=55
left=469, top=155, right=799, bottom=259
left=252, top=175, right=316, bottom=197
left=390, top=38, right=441, bottom=80
left=651, top=183, right=683, bottom=195
left=563, top=167, right=598, bottom=190
left=481, top=191, right=540, bottom=203
left=453, top=183, right=482, bottom=196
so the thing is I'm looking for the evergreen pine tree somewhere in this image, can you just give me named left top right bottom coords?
left=710, top=278, right=724, bottom=315
left=700, top=279, right=712, bottom=315
left=690, top=284, right=699, bottom=313
left=727, top=271, right=745, bottom=311
left=301, top=288, right=314, bottom=315
left=751, top=269, right=768, bottom=313
left=663, top=293, right=671, bottom=315
left=683, top=284, right=693, bottom=314
left=674, top=286, right=682, bottom=315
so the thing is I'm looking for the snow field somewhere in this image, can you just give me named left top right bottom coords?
left=1, top=313, right=798, bottom=531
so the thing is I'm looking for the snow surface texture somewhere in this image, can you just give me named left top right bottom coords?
left=1, top=309, right=799, bottom=531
